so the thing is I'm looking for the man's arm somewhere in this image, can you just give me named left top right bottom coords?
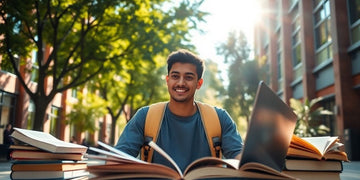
left=114, top=107, right=149, bottom=157
left=216, top=107, right=243, bottom=159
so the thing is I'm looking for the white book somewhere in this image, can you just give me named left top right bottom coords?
left=11, top=128, right=87, bottom=154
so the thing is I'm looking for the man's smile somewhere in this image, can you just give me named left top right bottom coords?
left=174, top=87, right=188, bottom=93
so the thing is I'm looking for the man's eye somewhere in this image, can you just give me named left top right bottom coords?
left=185, top=76, right=194, bottom=81
left=171, top=75, right=179, bottom=79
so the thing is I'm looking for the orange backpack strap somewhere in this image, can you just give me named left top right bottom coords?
left=141, top=102, right=167, bottom=162
left=196, top=102, right=222, bottom=158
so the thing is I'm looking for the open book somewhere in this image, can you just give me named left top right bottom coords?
left=87, top=141, right=296, bottom=180
left=11, top=128, right=88, bottom=154
left=287, top=134, right=348, bottom=161
left=87, top=81, right=298, bottom=179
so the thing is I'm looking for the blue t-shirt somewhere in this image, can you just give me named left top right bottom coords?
left=115, top=103, right=243, bottom=172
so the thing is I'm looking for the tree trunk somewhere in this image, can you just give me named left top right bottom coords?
left=33, top=98, right=51, bottom=131
left=110, top=116, right=118, bottom=145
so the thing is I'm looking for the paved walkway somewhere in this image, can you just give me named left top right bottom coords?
left=1, top=160, right=359, bottom=179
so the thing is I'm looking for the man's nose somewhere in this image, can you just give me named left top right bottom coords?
left=178, top=77, right=185, bottom=85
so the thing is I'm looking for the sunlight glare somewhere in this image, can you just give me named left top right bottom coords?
left=191, top=0, right=263, bottom=84
left=193, top=0, right=263, bottom=60
left=235, top=0, right=262, bottom=32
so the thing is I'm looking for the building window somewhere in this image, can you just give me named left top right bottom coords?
left=313, top=0, right=332, bottom=66
left=30, top=50, right=39, bottom=82
left=27, top=100, right=35, bottom=130
left=348, top=0, right=360, bottom=75
left=0, top=91, right=16, bottom=132
left=350, top=50, right=360, bottom=75
left=276, top=30, right=283, bottom=91
left=320, top=97, right=335, bottom=136
left=275, top=0, right=281, bottom=29
left=289, top=0, right=298, bottom=9
left=348, top=0, right=360, bottom=45
left=49, top=106, right=61, bottom=137
left=291, top=3, right=302, bottom=81
left=277, top=51, right=282, bottom=80
left=264, top=46, right=271, bottom=84
left=71, top=88, right=77, bottom=99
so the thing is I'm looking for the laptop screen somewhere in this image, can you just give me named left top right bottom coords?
left=239, top=81, right=298, bottom=171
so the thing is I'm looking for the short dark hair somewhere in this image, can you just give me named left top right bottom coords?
left=166, top=49, right=205, bottom=80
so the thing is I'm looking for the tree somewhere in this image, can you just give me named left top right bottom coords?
left=66, top=92, right=107, bottom=135
left=196, top=59, right=226, bottom=107
left=0, top=0, right=125, bottom=131
left=216, top=30, right=267, bottom=126
left=0, top=0, right=207, bottom=132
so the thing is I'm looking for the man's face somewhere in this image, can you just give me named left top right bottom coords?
left=166, top=62, right=203, bottom=103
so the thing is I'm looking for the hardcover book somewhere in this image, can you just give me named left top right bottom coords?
left=10, top=150, right=84, bottom=161
left=10, top=169, right=89, bottom=180
left=11, top=161, right=87, bottom=171
left=284, top=158, right=343, bottom=172
left=283, top=170, right=340, bottom=180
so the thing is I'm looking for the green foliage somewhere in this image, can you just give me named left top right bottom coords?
left=217, top=30, right=268, bottom=125
left=290, top=97, right=333, bottom=137
left=196, top=60, right=225, bottom=107
left=1, top=0, right=207, bottom=132
left=66, top=92, right=108, bottom=134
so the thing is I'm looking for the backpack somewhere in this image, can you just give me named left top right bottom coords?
left=140, top=101, right=222, bottom=162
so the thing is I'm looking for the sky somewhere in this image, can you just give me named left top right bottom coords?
left=190, top=0, right=261, bottom=77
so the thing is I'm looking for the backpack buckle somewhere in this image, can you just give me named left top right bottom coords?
left=143, top=136, right=153, bottom=161
left=212, top=136, right=222, bottom=158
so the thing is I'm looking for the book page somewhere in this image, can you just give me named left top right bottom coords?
left=326, top=142, right=343, bottom=153
left=87, top=163, right=180, bottom=179
left=302, top=136, right=338, bottom=155
left=323, top=151, right=349, bottom=161
left=88, top=146, right=145, bottom=164
left=184, top=166, right=296, bottom=180
left=148, top=141, right=183, bottom=178
left=183, top=157, right=239, bottom=175
left=97, top=141, right=143, bottom=162
left=290, top=135, right=322, bottom=155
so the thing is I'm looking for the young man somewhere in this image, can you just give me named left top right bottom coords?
left=115, top=49, right=243, bottom=172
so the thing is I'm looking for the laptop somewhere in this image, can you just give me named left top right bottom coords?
left=239, top=81, right=298, bottom=171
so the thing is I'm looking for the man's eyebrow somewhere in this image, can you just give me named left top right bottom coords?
left=170, top=71, right=195, bottom=75
left=170, top=71, right=180, bottom=74
left=185, top=72, right=196, bottom=76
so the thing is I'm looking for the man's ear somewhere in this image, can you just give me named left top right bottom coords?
left=197, top=78, right=203, bottom=89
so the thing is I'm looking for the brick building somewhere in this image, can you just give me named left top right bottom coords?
left=0, top=47, right=113, bottom=147
left=253, top=0, right=360, bottom=160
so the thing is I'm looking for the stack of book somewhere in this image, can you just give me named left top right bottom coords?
left=283, top=134, right=349, bottom=180
left=9, top=128, right=89, bottom=180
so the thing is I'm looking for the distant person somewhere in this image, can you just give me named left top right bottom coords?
left=3, top=123, right=14, bottom=145
left=3, top=123, right=14, bottom=160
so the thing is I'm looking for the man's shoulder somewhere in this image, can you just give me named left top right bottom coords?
left=195, top=101, right=228, bottom=118
left=197, top=102, right=226, bottom=113
left=137, top=102, right=168, bottom=115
